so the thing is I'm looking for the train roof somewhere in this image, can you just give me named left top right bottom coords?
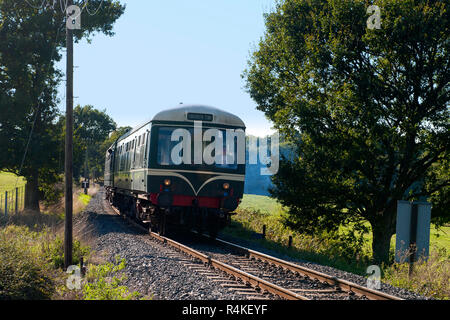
left=113, top=105, right=246, bottom=147
left=152, top=104, right=246, bottom=128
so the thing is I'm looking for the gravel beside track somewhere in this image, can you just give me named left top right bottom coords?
left=74, top=190, right=258, bottom=300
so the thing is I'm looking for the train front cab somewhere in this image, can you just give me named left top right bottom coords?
left=145, top=106, right=246, bottom=236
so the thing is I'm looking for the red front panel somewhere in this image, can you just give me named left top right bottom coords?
left=150, top=193, right=221, bottom=208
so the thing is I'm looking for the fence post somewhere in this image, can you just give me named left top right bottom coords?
left=5, top=191, right=8, bottom=217
left=23, top=186, right=25, bottom=211
left=15, top=187, right=18, bottom=214
left=288, top=236, right=293, bottom=248
left=262, top=225, right=266, bottom=239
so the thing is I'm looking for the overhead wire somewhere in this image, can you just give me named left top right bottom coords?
left=24, top=0, right=105, bottom=16
left=81, top=0, right=105, bottom=16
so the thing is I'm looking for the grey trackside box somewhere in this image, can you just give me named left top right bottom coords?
left=395, top=201, right=431, bottom=263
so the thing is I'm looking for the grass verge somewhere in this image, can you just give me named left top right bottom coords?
left=0, top=184, right=146, bottom=300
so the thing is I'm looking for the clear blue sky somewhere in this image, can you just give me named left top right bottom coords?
left=57, top=0, right=277, bottom=136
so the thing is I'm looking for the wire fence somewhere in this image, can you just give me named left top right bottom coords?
left=0, top=185, right=26, bottom=216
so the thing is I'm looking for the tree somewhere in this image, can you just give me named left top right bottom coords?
left=243, top=0, right=449, bottom=263
left=99, top=126, right=132, bottom=158
left=68, top=105, right=116, bottom=180
left=0, top=1, right=125, bottom=211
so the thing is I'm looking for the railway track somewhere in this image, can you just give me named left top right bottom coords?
left=109, top=203, right=402, bottom=301
left=185, top=232, right=403, bottom=300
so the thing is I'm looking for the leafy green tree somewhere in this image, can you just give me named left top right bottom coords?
left=101, top=126, right=132, bottom=153
left=67, top=105, right=116, bottom=180
left=0, top=1, right=125, bottom=211
left=243, top=0, right=449, bottom=263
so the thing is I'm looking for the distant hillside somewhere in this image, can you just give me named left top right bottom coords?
left=244, top=135, right=294, bottom=196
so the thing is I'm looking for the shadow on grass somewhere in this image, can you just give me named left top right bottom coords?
left=0, top=209, right=63, bottom=232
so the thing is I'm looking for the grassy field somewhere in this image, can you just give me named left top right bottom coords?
left=239, top=194, right=284, bottom=215
left=0, top=171, right=26, bottom=193
left=0, top=172, right=27, bottom=213
left=239, top=194, right=450, bottom=250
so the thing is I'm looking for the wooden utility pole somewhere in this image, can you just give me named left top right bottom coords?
left=64, top=0, right=74, bottom=270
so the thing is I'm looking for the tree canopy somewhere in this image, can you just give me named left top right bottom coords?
left=0, top=0, right=125, bottom=210
left=56, top=105, right=117, bottom=181
left=243, top=0, right=449, bottom=263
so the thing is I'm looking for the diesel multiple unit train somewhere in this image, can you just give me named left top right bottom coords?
left=104, top=105, right=246, bottom=237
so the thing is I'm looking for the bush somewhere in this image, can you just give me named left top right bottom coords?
left=0, top=220, right=142, bottom=300
left=0, top=225, right=92, bottom=300
left=82, top=256, right=141, bottom=300
left=383, top=246, right=450, bottom=299
left=0, top=226, right=54, bottom=299
left=44, top=237, right=90, bottom=269
left=39, top=180, right=64, bottom=206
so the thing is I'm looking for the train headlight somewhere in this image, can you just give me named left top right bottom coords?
left=164, top=179, right=171, bottom=187
left=222, top=183, right=230, bottom=190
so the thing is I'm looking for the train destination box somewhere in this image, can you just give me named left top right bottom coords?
left=395, top=201, right=431, bottom=263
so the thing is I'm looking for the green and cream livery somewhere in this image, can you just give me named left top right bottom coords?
left=104, top=105, right=246, bottom=236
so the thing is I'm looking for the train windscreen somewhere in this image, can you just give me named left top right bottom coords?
left=157, top=126, right=239, bottom=170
